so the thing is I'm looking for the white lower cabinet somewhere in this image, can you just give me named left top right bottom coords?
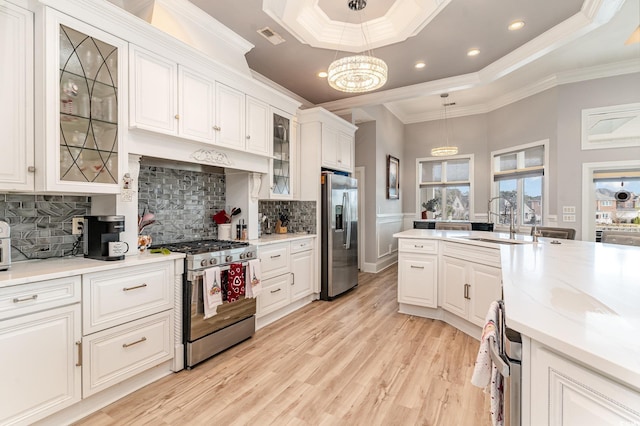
left=0, top=278, right=81, bottom=426
left=82, top=310, right=173, bottom=397
left=529, top=341, right=640, bottom=425
left=81, top=262, right=175, bottom=396
left=397, top=239, right=438, bottom=308
left=257, top=238, right=317, bottom=322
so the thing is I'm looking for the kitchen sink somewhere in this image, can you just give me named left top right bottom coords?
left=462, top=237, right=529, bottom=245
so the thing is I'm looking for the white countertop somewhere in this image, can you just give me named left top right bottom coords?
left=0, top=252, right=185, bottom=288
left=394, top=229, right=640, bottom=390
left=250, top=233, right=316, bottom=246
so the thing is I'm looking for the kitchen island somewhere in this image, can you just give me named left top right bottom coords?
left=393, top=229, right=640, bottom=425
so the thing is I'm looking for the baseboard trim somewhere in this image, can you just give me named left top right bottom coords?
left=362, top=256, right=398, bottom=274
left=255, top=294, right=316, bottom=330
left=397, top=304, right=482, bottom=341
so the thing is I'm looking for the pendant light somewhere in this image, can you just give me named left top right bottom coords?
left=431, top=93, right=459, bottom=157
left=327, top=0, right=388, bottom=93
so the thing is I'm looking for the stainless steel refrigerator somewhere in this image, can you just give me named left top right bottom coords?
left=321, top=173, right=358, bottom=300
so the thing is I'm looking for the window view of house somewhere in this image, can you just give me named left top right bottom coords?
left=594, top=176, right=640, bottom=240
left=418, top=157, right=472, bottom=221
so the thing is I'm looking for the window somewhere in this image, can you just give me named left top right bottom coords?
left=593, top=171, right=640, bottom=229
left=491, top=141, right=547, bottom=228
left=417, top=155, right=473, bottom=221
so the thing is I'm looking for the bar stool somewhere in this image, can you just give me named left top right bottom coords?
left=530, top=226, right=576, bottom=240
left=601, top=231, right=640, bottom=247
left=435, top=222, right=472, bottom=231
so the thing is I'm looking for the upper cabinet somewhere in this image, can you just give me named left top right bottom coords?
left=35, top=9, right=127, bottom=194
left=245, top=96, right=270, bottom=156
left=0, top=1, right=34, bottom=192
left=263, top=110, right=297, bottom=199
left=321, top=126, right=354, bottom=172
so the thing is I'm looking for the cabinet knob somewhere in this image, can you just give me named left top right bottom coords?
left=213, top=125, right=221, bottom=131
left=175, top=114, right=180, bottom=119
left=27, top=166, right=36, bottom=173
left=246, top=135, right=251, bottom=140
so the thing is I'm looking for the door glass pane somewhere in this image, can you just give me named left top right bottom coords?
left=446, top=159, right=469, bottom=181
left=59, top=24, right=118, bottom=184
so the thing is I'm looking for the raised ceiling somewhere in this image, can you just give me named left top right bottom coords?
left=187, top=0, right=638, bottom=121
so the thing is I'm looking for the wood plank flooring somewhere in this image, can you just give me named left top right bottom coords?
left=74, top=265, right=491, bottom=425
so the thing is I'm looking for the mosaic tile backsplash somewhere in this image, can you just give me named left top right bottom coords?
left=138, top=165, right=226, bottom=245
left=0, top=194, right=91, bottom=261
left=258, top=200, right=316, bottom=236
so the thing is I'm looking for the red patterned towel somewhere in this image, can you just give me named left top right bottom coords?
left=227, top=263, right=245, bottom=303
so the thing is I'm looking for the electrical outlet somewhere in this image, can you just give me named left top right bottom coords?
left=72, top=217, right=84, bottom=235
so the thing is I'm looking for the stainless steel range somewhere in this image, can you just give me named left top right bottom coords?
left=157, top=239, right=257, bottom=369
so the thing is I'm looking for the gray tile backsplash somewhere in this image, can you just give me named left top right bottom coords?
left=138, top=165, right=226, bottom=245
left=259, top=200, right=316, bottom=236
left=0, top=194, right=91, bottom=260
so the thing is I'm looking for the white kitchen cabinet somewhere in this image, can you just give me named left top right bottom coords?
left=0, top=277, right=82, bottom=426
left=129, top=46, right=178, bottom=135
left=246, top=95, right=270, bottom=156
left=397, top=239, right=438, bottom=308
left=290, top=238, right=314, bottom=301
left=214, top=82, right=245, bottom=150
left=33, top=9, right=127, bottom=194
left=440, top=242, right=502, bottom=327
left=529, top=341, right=640, bottom=425
left=0, top=1, right=34, bottom=192
left=258, top=273, right=291, bottom=316
left=259, top=241, right=291, bottom=280
left=178, top=66, right=215, bottom=142
left=82, top=310, right=173, bottom=397
left=322, top=126, right=354, bottom=173
left=261, top=109, right=297, bottom=199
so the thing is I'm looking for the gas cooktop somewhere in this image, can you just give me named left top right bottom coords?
left=153, top=239, right=249, bottom=255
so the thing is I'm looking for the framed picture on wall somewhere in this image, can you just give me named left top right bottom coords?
left=387, top=155, right=399, bottom=199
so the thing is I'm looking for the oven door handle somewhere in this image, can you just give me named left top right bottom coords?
left=489, top=336, right=510, bottom=377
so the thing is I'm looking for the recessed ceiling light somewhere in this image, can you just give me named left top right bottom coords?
left=318, top=71, right=328, bottom=78
left=415, top=61, right=426, bottom=69
left=467, top=48, right=480, bottom=57
left=508, top=20, right=525, bottom=31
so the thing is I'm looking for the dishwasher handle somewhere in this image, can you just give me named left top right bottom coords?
left=489, top=335, right=511, bottom=377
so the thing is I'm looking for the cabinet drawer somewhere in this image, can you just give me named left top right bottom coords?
left=398, top=239, right=438, bottom=254
left=82, top=310, right=173, bottom=397
left=257, top=274, right=290, bottom=317
left=259, top=243, right=290, bottom=280
left=290, top=238, right=313, bottom=254
left=442, top=241, right=501, bottom=267
left=83, top=262, right=174, bottom=335
left=0, top=276, right=81, bottom=320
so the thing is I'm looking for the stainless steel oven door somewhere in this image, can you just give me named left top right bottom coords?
left=186, top=267, right=256, bottom=342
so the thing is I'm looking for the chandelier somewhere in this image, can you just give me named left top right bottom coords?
left=431, top=93, right=459, bottom=157
left=327, top=0, right=388, bottom=93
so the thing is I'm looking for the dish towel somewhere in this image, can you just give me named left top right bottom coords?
left=203, top=266, right=222, bottom=319
left=245, top=259, right=262, bottom=298
left=471, top=300, right=504, bottom=426
left=227, top=263, right=245, bottom=303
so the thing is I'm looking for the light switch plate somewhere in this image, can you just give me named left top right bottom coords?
left=563, top=214, right=576, bottom=222
left=563, top=206, right=576, bottom=214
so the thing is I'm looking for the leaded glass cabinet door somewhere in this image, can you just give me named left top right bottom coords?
left=41, top=10, right=126, bottom=193
left=272, top=112, right=291, bottom=197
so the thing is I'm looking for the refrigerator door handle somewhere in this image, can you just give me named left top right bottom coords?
left=344, top=192, right=351, bottom=249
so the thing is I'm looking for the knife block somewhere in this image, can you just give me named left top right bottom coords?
left=275, top=220, right=287, bottom=234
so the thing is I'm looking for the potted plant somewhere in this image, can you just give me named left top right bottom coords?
left=421, top=198, right=438, bottom=219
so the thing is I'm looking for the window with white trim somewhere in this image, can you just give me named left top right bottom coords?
left=417, top=155, right=473, bottom=221
left=491, top=142, right=547, bottom=227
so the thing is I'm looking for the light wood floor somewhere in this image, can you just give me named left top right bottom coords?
left=75, top=265, right=490, bottom=425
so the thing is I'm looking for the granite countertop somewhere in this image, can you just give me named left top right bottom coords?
left=393, top=229, right=640, bottom=390
left=250, top=233, right=317, bottom=246
left=0, top=252, right=185, bottom=288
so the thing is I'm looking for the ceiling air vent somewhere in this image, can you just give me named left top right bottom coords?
left=257, top=27, right=285, bottom=45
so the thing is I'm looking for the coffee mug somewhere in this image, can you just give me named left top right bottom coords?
left=108, top=241, right=129, bottom=257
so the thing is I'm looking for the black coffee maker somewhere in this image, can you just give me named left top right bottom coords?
left=83, top=215, right=126, bottom=261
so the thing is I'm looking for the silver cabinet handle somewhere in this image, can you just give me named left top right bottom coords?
left=464, top=284, right=471, bottom=300
left=270, top=254, right=281, bottom=259
left=270, top=288, right=281, bottom=294
left=13, top=294, right=38, bottom=303
left=213, top=125, right=221, bottom=131
left=246, top=135, right=251, bottom=139
left=76, top=341, right=82, bottom=367
left=123, top=283, right=147, bottom=291
left=28, top=166, right=36, bottom=173
left=291, top=272, right=295, bottom=285
left=410, top=265, right=424, bottom=269
left=414, top=245, right=424, bottom=248
left=122, top=337, right=147, bottom=348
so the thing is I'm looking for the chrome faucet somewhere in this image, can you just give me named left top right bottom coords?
left=488, top=196, right=517, bottom=239
left=532, top=216, right=542, bottom=242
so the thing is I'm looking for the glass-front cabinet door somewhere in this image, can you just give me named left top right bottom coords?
left=40, top=10, right=126, bottom=193
left=272, top=112, right=291, bottom=198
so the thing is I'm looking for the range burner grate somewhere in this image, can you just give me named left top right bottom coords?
left=152, top=239, right=250, bottom=254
